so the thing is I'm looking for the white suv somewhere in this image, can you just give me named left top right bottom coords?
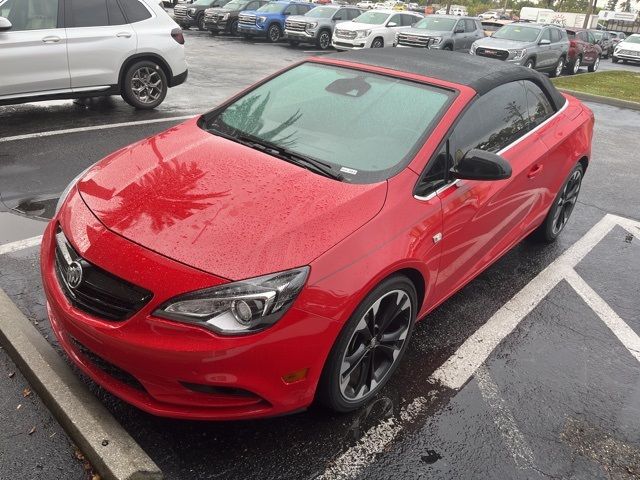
left=332, top=9, right=422, bottom=49
left=0, top=0, right=188, bottom=109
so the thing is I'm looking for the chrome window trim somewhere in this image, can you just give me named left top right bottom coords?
left=413, top=96, right=569, bottom=202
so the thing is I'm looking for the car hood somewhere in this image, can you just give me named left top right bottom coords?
left=337, top=21, right=384, bottom=31
left=619, top=41, right=640, bottom=51
left=403, top=28, right=448, bottom=37
left=286, top=14, right=312, bottom=23
left=205, top=7, right=225, bottom=13
left=77, top=119, right=386, bottom=281
left=475, top=36, right=531, bottom=49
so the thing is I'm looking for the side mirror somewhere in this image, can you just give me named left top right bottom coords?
left=539, top=38, right=551, bottom=45
left=450, top=149, right=512, bottom=181
left=387, top=21, right=397, bottom=27
left=0, top=17, right=11, bottom=32
left=454, top=27, right=464, bottom=33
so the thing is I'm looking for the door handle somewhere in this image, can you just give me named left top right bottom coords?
left=42, top=36, right=61, bottom=43
left=528, top=164, right=544, bottom=179
left=116, top=32, right=132, bottom=38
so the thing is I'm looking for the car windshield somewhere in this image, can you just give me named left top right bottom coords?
left=354, top=11, right=390, bottom=24
left=413, top=17, right=457, bottom=31
left=626, top=35, right=640, bottom=44
left=200, top=63, right=453, bottom=183
left=306, top=6, right=337, bottom=18
left=257, top=3, right=286, bottom=13
left=222, top=0, right=245, bottom=9
left=493, top=24, right=540, bottom=42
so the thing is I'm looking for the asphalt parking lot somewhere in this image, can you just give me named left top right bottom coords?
left=1, top=28, right=640, bottom=480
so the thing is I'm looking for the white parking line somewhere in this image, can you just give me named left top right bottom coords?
left=475, top=366, right=535, bottom=470
left=319, top=213, right=640, bottom=479
left=0, top=235, right=43, bottom=255
left=0, top=115, right=194, bottom=143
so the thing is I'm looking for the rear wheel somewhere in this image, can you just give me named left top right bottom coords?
left=267, top=24, right=282, bottom=43
left=588, top=55, right=600, bottom=72
left=533, top=163, right=584, bottom=243
left=569, top=55, right=581, bottom=74
left=442, top=43, right=452, bottom=51
left=121, top=61, right=168, bottom=110
left=197, top=13, right=206, bottom=31
left=371, top=37, right=383, bottom=48
left=549, top=56, right=564, bottom=78
left=317, top=275, right=417, bottom=412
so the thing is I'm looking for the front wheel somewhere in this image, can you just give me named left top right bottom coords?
left=197, top=14, right=206, bottom=31
left=317, top=275, right=417, bottom=412
left=229, top=19, right=239, bottom=36
left=523, top=58, right=535, bottom=69
left=121, top=61, right=168, bottom=110
left=371, top=37, right=384, bottom=48
left=533, top=163, right=584, bottom=243
left=588, top=55, right=600, bottom=72
left=267, top=24, right=282, bottom=43
left=316, top=30, right=331, bottom=50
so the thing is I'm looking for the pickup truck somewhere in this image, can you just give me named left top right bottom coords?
left=238, top=0, right=314, bottom=42
left=284, top=5, right=362, bottom=49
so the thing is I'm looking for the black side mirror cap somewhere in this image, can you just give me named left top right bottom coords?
left=450, top=148, right=512, bottom=181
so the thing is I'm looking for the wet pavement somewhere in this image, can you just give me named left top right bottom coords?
left=1, top=29, right=639, bottom=480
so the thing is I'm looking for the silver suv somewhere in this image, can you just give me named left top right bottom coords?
left=471, top=23, right=569, bottom=77
left=396, top=15, right=484, bottom=51
left=284, top=5, right=361, bottom=50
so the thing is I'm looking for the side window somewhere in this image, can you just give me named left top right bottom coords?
left=450, top=81, right=529, bottom=161
left=388, top=14, right=402, bottom=26
left=524, top=81, right=554, bottom=128
left=540, top=28, right=551, bottom=42
left=299, top=4, right=312, bottom=14
left=333, top=9, right=346, bottom=21
left=1, top=0, right=59, bottom=31
left=453, top=20, right=463, bottom=32
left=464, top=19, right=475, bottom=32
left=400, top=14, right=414, bottom=26
left=107, top=0, right=127, bottom=25
left=550, top=28, right=561, bottom=43
left=577, top=31, right=587, bottom=42
left=68, top=0, right=109, bottom=28
left=349, top=9, right=361, bottom=20
left=283, top=5, right=296, bottom=15
left=587, top=31, right=596, bottom=44
left=119, top=0, right=152, bottom=23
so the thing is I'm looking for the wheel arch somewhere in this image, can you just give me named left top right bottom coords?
left=118, top=54, right=174, bottom=90
left=578, top=155, right=589, bottom=172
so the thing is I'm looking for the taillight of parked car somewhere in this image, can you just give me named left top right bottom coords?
left=171, top=28, right=185, bottom=45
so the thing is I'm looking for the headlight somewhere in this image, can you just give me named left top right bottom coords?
left=187, top=7, right=196, bottom=15
left=355, top=29, right=371, bottom=38
left=306, top=21, right=318, bottom=29
left=154, top=267, right=310, bottom=335
left=430, top=36, right=442, bottom=45
left=222, top=13, right=230, bottom=20
left=257, top=15, right=267, bottom=23
left=509, top=48, right=526, bottom=60
left=55, top=165, right=94, bottom=215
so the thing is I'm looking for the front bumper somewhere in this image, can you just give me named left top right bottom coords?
left=284, top=29, right=316, bottom=42
left=237, top=23, right=266, bottom=36
left=41, top=189, right=341, bottom=420
left=332, top=37, right=370, bottom=50
left=204, top=17, right=229, bottom=31
left=613, top=50, right=640, bottom=62
left=174, top=13, right=197, bottom=28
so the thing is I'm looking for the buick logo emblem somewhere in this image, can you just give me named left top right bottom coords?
left=66, top=261, right=83, bottom=289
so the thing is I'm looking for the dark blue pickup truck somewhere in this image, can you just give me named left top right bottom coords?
left=238, top=1, right=314, bottom=42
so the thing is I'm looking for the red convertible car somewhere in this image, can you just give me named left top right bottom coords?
left=41, top=49, right=594, bottom=420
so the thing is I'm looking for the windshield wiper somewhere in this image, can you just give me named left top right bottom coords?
left=210, top=127, right=343, bottom=181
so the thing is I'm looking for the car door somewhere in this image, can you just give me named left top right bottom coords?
left=65, top=0, right=137, bottom=90
left=383, top=13, right=403, bottom=43
left=537, top=27, right=552, bottom=67
left=585, top=30, right=599, bottom=63
left=429, top=81, right=545, bottom=305
left=0, top=0, right=69, bottom=97
left=462, top=18, right=477, bottom=49
left=451, top=19, right=465, bottom=50
left=549, top=27, right=564, bottom=64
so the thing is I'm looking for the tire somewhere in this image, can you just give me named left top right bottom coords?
left=267, top=23, right=282, bottom=43
left=229, top=19, right=239, bottom=36
left=612, top=55, right=619, bottom=63
left=588, top=55, right=600, bottom=72
left=442, top=43, right=452, bottom=51
left=317, top=275, right=417, bottom=413
left=197, top=13, right=206, bottom=31
left=622, top=59, right=628, bottom=64
left=523, top=58, right=535, bottom=69
left=371, top=37, right=384, bottom=48
left=533, top=163, right=584, bottom=243
left=569, top=55, right=581, bottom=75
left=549, top=56, right=564, bottom=78
left=121, top=60, right=168, bottom=110
left=316, top=29, right=331, bottom=50
left=288, top=40, right=300, bottom=47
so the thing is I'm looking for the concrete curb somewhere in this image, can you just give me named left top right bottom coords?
left=558, top=88, right=640, bottom=111
left=0, top=288, right=162, bottom=480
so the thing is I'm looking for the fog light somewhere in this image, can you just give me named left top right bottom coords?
left=282, top=368, right=308, bottom=384
left=232, top=300, right=253, bottom=324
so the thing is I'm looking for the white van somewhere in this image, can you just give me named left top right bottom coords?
left=519, top=7, right=554, bottom=22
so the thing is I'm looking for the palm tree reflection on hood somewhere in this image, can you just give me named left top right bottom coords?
left=219, top=93, right=302, bottom=147
left=101, top=158, right=230, bottom=233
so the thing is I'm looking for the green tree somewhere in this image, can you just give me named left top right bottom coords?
left=605, top=0, right=618, bottom=10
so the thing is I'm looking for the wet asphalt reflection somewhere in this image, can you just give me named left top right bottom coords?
left=0, top=29, right=639, bottom=480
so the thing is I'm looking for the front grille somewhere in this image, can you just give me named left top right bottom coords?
left=54, top=227, right=152, bottom=321
left=619, top=49, right=640, bottom=57
left=70, top=336, right=146, bottom=392
left=285, top=20, right=307, bottom=32
left=397, top=33, right=432, bottom=48
left=335, top=29, right=357, bottom=40
left=475, top=47, right=509, bottom=61
left=239, top=14, right=256, bottom=26
left=173, top=7, right=187, bottom=18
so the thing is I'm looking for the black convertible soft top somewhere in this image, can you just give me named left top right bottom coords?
left=326, top=49, right=566, bottom=110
